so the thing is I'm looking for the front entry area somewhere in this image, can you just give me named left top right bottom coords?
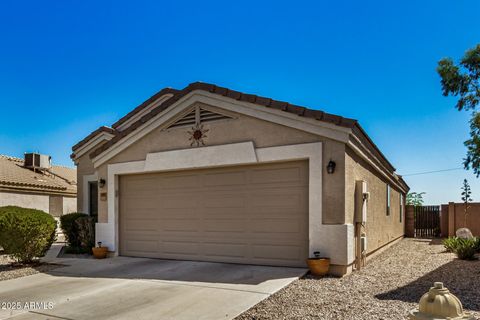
left=119, top=161, right=309, bottom=267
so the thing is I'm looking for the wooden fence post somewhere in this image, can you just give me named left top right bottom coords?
left=405, top=205, right=415, bottom=237
left=448, top=202, right=455, bottom=237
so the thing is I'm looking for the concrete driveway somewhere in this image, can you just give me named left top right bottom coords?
left=0, top=254, right=306, bottom=320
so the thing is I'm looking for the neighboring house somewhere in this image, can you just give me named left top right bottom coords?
left=72, top=82, right=409, bottom=276
left=0, top=153, right=77, bottom=216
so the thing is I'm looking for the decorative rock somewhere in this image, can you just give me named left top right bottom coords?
left=456, top=228, right=474, bottom=239
left=409, top=282, right=474, bottom=320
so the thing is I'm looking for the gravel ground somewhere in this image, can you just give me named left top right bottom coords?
left=236, top=238, right=480, bottom=320
left=0, top=254, right=61, bottom=282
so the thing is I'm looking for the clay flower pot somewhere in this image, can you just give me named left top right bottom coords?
left=92, top=242, right=108, bottom=259
left=306, top=251, right=330, bottom=276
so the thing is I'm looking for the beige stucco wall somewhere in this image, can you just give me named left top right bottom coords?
left=345, top=148, right=404, bottom=254
left=92, top=104, right=346, bottom=225
left=63, top=196, right=77, bottom=214
left=0, top=191, right=77, bottom=216
left=0, top=191, right=50, bottom=212
left=75, top=151, right=97, bottom=212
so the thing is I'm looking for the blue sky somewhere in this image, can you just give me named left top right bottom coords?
left=0, top=1, right=479, bottom=204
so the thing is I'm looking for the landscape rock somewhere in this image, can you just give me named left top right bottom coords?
left=456, top=228, right=474, bottom=239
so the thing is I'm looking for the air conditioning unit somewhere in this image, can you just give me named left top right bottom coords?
left=24, top=153, right=51, bottom=170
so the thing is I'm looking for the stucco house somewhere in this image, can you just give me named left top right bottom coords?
left=71, top=82, right=408, bottom=276
left=0, top=154, right=77, bottom=216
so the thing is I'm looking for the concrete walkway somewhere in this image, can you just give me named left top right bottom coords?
left=0, top=252, right=306, bottom=320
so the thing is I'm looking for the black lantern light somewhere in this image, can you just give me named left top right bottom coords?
left=327, top=160, right=336, bottom=174
left=99, top=178, right=106, bottom=188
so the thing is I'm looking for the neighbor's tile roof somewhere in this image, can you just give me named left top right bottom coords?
left=0, top=155, right=77, bottom=195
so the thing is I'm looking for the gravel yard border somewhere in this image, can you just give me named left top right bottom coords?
left=0, top=254, right=63, bottom=282
left=236, top=238, right=480, bottom=320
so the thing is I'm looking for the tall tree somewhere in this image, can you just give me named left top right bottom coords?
left=437, top=44, right=480, bottom=175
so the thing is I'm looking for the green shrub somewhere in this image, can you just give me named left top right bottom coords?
left=75, top=216, right=95, bottom=251
left=60, top=212, right=87, bottom=248
left=443, top=236, right=479, bottom=260
left=0, top=206, right=56, bottom=263
left=443, top=237, right=459, bottom=252
left=454, top=238, right=478, bottom=260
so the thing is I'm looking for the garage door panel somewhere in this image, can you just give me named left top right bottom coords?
left=159, top=175, right=201, bottom=189
left=204, top=171, right=247, bottom=186
left=203, top=243, right=248, bottom=258
left=120, top=161, right=308, bottom=267
left=123, top=219, right=158, bottom=232
left=161, top=241, right=200, bottom=255
left=125, top=240, right=158, bottom=253
left=250, top=166, right=304, bottom=184
left=253, top=244, right=303, bottom=261
left=252, top=219, right=302, bottom=233
left=250, top=193, right=305, bottom=208
left=161, top=219, right=200, bottom=232
left=160, top=195, right=200, bottom=209
left=203, top=220, right=247, bottom=232
left=202, top=195, right=246, bottom=208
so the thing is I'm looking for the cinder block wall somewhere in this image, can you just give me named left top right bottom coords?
left=441, top=202, right=480, bottom=236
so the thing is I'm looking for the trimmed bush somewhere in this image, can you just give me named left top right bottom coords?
left=75, top=216, right=95, bottom=251
left=60, top=212, right=87, bottom=248
left=0, top=206, right=56, bottom=263
left=442, top=236, right=480, bottom=260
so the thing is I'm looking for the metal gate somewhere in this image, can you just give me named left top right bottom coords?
left=414, top=205, right=441, bottom=238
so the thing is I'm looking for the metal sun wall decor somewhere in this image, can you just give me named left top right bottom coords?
left=188, top=124, right=209, bottom=147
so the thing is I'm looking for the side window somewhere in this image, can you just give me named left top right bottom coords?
left=386, top=184, right=391, bottom=216
left=400, top=193, right=404, bottom=222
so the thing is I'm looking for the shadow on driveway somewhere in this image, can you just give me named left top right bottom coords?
left=45, top=255, right=307, bottom=286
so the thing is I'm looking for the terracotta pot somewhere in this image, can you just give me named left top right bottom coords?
left=306, top=258, right=330, bottom=276
left=92, top=246, right=108, bottom=259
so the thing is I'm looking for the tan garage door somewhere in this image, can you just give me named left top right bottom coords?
left=119, top=161, right=309, bottom=267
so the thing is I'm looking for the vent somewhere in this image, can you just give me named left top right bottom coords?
left=167, top=107, right=233, bottom=129
left=24, top=153, right=51, bottom=170
left=168, top=109, right=196, bottom=128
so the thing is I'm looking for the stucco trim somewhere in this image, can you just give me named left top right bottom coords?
left=96, top=141, right=353, bottom=265
left=347, top=140, right=408, bottom=193
left=115, top=93, right=174, bottom=131
left=82, top=173, right=98, bottom=214
left=73, top=132, right=115, bottom=161
left=91, top=90, right=352, bottom=168
left=144, top=142, right=257, bottom=171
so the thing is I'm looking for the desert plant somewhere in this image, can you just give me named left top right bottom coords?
left=60, top=212, right=88, bottom=248
left=0, top=206, right=56, bottom=263
left=443, top=237, right=459, bottom=252
left=461, top=179, right=473, bottom=226
left=75, top=216, right=95, bottom=250
left=454, top=238, right=478, bottom=260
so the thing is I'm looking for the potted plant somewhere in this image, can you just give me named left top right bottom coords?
left=306, top=251, right=330, bottom=276
left=92, top=241, right=108, bottom=259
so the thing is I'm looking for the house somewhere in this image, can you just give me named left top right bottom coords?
left=0, top=153, right=77, bottom=216
left=71, top=82, right=409, bottom=276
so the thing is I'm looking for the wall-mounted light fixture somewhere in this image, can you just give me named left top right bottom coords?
left=327, top=160, right=336, bottom=174
left=99, top=178, right=106, bottom=188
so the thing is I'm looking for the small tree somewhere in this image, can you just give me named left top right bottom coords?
left=437, top=44, right=480, bottom=175
left=461, top=179, right=473, bottom=226
left=406, top=192, right=426, bottom=207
